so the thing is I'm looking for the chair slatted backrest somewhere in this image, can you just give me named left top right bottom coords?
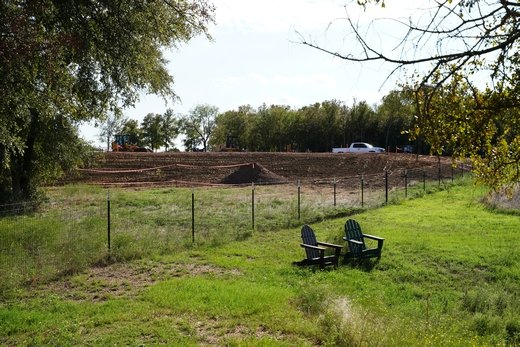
left=345, top=219, right=366, bottom=255
left=301, top=225, right=320, bottom=260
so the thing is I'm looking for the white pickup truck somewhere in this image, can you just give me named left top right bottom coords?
left=332, top=142, right=385, bottom=153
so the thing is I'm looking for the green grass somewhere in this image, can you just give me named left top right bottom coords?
left=1, top=181, right=377, bottom=290
left=1, top=179, right=520, bottom=345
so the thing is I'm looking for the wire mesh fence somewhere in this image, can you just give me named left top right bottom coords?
left=0, top=201, right=106, bottom=293
left=1, top=166, right=470, bottom=294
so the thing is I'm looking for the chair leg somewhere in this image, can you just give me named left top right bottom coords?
left=334, top=248, right=341, bottom=268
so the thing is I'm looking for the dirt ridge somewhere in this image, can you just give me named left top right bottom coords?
left=72, top=152, right=452, bottom=187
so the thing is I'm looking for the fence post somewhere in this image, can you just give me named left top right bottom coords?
left=385, top=171, right=389, bottom=204
left=438, top=156, right=441, bottom=186
left=404, top=170, right=408, bottom=198
left=297, top=179, right=301, bottom=220
left=333, top=178, right=337, bottom=207
left=361, top=175, right=364, bottom=208
left=423, top=171, right=426, bottom=191
left=107, top=191, right=111, bottom=255
left=251, top=182, right=255, bottom=230
left=451, top=165, right=454, bottom=183
left=191, top=187, right=195, bottom=243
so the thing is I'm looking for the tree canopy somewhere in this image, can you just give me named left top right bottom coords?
left=0, top=0, right=214, bottom=203
left=113, top=95, right=415, bottom=155
left=208, top=97, right=413, bottom=154
left=180, top=104, right=218, bottom=152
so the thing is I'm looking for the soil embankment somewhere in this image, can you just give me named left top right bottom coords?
left=71, top=152, right=453, bottom=188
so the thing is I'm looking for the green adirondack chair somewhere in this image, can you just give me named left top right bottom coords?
left=299, top=224, right=343, bottom=269
left=344, top=219, right=384, bottom=260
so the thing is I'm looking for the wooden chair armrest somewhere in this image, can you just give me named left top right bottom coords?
left=362, top=234, right=384, bottom=250
left=316, top=241, right=343, bottom=250
left=345, top=239, right=363, bottom=246
left=363, top=234, right=384, bottom=241
left=300, top=243, right=326, bottom=251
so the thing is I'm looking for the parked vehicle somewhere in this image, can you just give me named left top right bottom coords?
left=112, top=134, right=151, bottom=152
left=332, top=142, right=385, bottom=153
left=402, top=144, right=414, bottom=153
left=216, top=135, right=241, bottom=152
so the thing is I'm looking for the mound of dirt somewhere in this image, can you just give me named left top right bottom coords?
left=219, top=163, right=286, bottom=184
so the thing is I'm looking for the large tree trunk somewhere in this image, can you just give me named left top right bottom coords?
left=10, top=108, right=39, bottom=202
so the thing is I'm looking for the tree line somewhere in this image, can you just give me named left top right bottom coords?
left=210, top=95, right=415, bottom=153
left=103, top=91, right=416, bottom=154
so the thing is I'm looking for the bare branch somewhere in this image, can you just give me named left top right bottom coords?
left=299, top=0, right=520, bottom=87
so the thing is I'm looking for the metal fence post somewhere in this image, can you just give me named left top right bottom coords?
left=361, top=175, right=364, bottom=208
left=404, top=170, right=408, bottom=198
left=385, top=170, right=389, bottom=204
left=423, top=171, right=426, bottom=191
left=333, top=178, right=337, bottom=207
left=438, top=156, right=441, bottom=186
left=251, top=182, right=255, bottom=230
left=297, top=179, right=301, bottom=220
left=107, top=191, right=111, bottom=255
left=191, top=187, right=195, bottom=243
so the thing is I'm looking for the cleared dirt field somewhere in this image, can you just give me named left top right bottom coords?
left=75, top=152, right=457, bottom=188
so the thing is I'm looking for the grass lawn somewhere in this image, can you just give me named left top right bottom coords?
left=1, top=180, right=519, bottom=346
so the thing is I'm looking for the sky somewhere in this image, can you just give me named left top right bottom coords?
left=80, top=0, right=432, bottom=148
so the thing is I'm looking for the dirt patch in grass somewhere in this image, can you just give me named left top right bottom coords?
left=37, top=259, right=241, bottom=302
left=193, top=319, right=297, bottom=346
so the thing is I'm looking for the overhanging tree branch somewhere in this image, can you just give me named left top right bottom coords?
left=299, top=0, right=520, bottom=87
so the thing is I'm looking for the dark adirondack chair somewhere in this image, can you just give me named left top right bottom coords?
left=343, top=219, right=384, bottom=260
left=299, top=224, right=343, bottom=269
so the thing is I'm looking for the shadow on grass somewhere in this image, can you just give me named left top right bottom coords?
left=342, top=256, right=381, bottom=271
left=291, top=256, right=381, bottom=272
